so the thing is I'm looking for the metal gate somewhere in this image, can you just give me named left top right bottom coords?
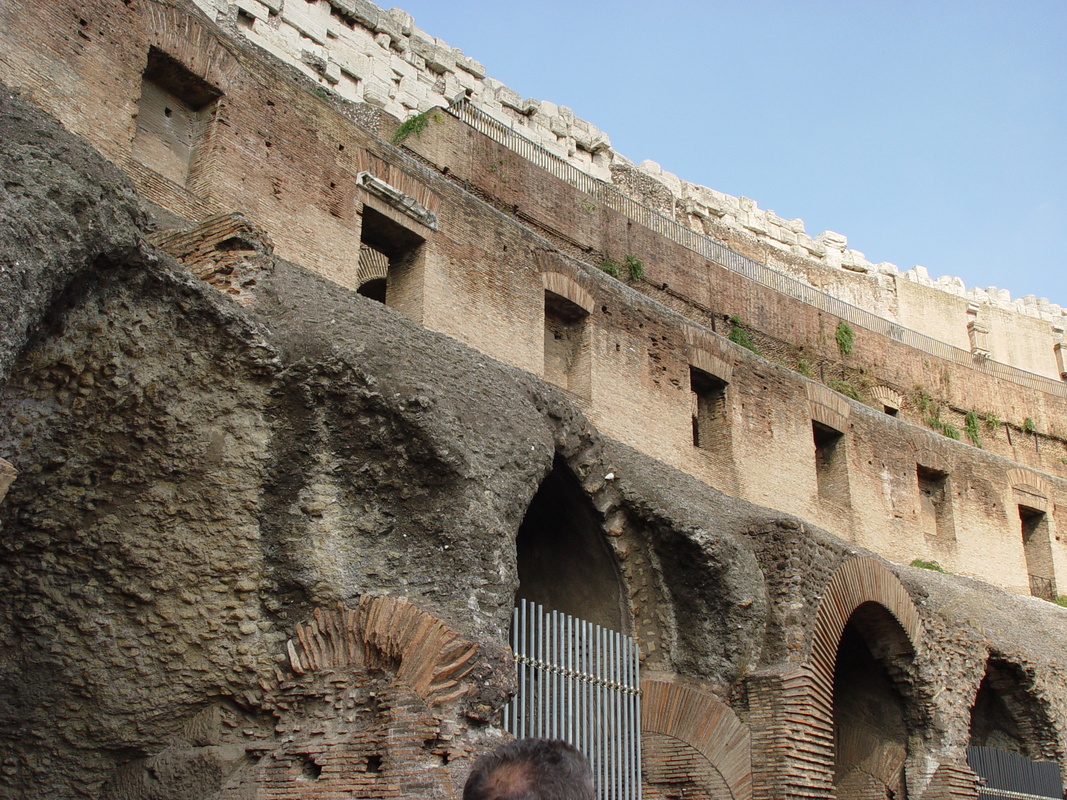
left=503, top=598, right=642, bottom=800
left=967, top=745, right=1064, bottom=800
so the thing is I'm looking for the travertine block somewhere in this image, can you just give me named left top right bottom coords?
left=234, top=0, right=270, bottom=23
left=329, top=0, right=379, bottom=29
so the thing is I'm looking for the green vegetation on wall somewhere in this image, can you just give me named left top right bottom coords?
left=598, top=258, right=620, bottom=278
left=964, top=411, right=981, bottom=448
left=624, top=254, right=644, bottom=281
left=392, top=110, right=441, bottom=144
left=828, top=378, right=861, bottom=401
left=835, top=321, right=855, bottom=357
left=727, top=316, right=761, bottom=355
left=911, top=559, right=949, bottom=573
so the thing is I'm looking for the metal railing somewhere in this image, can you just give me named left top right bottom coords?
left=504, top=598, right=642, bottom=800
left=445, top=99, right=1067, bottom=400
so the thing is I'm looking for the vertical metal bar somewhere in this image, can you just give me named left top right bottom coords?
left=545, top=609, right=552, bottom=740
left=566, top=612, right=574, bottom=745
left=634, top=635, right=642, bottom=800
left=611, top=628, right=618, bottom=800
left=549, top=610, right=557, bottom=739
left=595, top=623, right=602, bottom=798
left=623, top=635, right=631, bottom=800
left=519, top=599, right=527, bottom=740
left=613, top=630, right=621, bottom=800
left=598, top=624, right=605, bottom=799
left=536, top=603, right=544, bottom=739
left=504, top=604, right=515, bottom=732
left=619, top=633, right=625, bottom=800
left=582, top=619, right=589, bottom=779
left=563, top=614, right=571, bottom=746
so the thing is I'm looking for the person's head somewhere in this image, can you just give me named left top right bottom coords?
left=462, top=738, right=595, bottom=800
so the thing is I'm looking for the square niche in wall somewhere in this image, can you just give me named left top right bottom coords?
left=132, top=47, right=222, bottom=187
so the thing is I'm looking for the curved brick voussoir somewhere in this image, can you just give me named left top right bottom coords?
left=286, top=596, right=506, bottom=710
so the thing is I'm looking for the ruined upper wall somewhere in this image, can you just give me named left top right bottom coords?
left=189, top=0, right=1067, bottom=381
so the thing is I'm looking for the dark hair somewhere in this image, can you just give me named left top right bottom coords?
left=462, top=738, right=595, bottom=800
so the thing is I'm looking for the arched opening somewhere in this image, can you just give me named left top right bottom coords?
left=358, top=205, right=424, bottom=318
left=506, top=457, right=639, bottom=797
left=967, top=657, right=1062, bottom=800
left=970, top=661, right=1029, bottom=756
left=833, top=602, right=915, bottom=800
left=356, top=277, right=387, bottom=303
left=515, top=456, right=626, bottom=631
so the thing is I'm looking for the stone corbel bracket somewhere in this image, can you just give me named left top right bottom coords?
left=0, top=458, right=16, bottom=503
left=356, top=171, right=438, bottom=230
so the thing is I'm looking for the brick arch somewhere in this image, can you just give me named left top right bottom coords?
left=141, top=3, right=243, bottom=92
left=811, top=557, right=922, bottom=694
left=970, top=653, right=1061, bottom=762
left=285, top=595, right=483, bottom=708
left=642, top=680, right=752, bottom=800
left=870, top=385, right=903, bottom=411
left=542, top=272, right=593, bottom=314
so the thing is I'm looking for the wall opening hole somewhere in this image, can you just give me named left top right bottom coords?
left=1020, top=505, right=1055, bottom=600
left=132, top=47, right=222, bottom=186
left=813, top=421, right=849, bottom=505
left=543, top=291, right=591, bottom=399
left=690, top=366, right=727, bottom=450
left=300, top=755, right=322, bottom=780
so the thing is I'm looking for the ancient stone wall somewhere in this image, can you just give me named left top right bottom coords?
left=4, top=4, right=1067, bottom=800
left=187, top=0, right=1066, bottom=377
left=2, top=0, right=1064, bottom=597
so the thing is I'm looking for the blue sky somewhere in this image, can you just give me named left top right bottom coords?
left=396, top=1, right=1067, bottom=307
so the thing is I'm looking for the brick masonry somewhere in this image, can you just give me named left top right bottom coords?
left=3, top=2, right=1067, bottom=800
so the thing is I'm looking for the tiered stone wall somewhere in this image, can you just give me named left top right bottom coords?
left=4, top=0, right=1065, bottom=596
left=5, top=8, right=1067, bottom=799
left=188, top=0, right=1067, bottom=379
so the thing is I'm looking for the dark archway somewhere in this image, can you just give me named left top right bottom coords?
left=515, top=456, right=627, bottom=632
left=833, top=602, right=916, bottom=800
left=969, top=657, right=1059, bottom=762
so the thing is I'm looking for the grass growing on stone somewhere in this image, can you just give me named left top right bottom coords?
left=728, top=321, right=760, bottom=355
left=392, top=110, right=440, bottom=144
left=624, top=254, right=644, bottom=281
left=598, top=258, right=620, bottom=278
left=827, top=378, right=862, bottom=401
left=835, top=320, right=855, bottom=356
left=911, top=559, right=949, bottom=573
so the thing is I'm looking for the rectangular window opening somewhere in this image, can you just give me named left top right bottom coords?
left=357, top=205, right=425, bottom=317
left=690, top=366, right=728, bottom=451
left=1020, top=505, right=1056, bottom=600
left=813, top=421, right=849, bottom=505
left=917, top=465, right=954, bottom=542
